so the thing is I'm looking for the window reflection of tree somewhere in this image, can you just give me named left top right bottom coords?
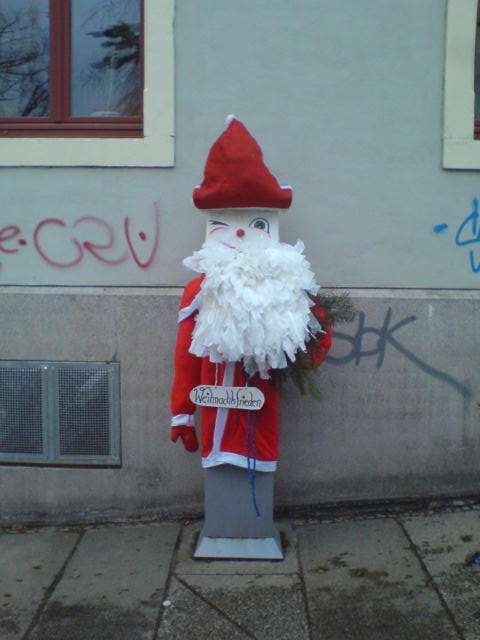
left=89, top=21, right=140, bottom=116
left=82, top=0, right=140, bottom=117
left=0, top=0, right=139, bottom=120
left=0, top=6, right=49, bottom=117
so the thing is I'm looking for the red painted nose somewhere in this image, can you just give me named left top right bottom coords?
left=236, top=229, right=245, bottom=238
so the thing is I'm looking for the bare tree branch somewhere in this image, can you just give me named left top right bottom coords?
left=0, top=6, right=49, bottom=116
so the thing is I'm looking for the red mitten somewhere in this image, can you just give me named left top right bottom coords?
left=171, top=427, right=199, bottom=452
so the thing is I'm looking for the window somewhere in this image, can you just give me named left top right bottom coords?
left=0, top=0, right=143, bottom=138
left=0, top=0, right=173, bottom=166
left=444, top=0, right=480, bottom=168
left=475, top=1, right=480, bottom=138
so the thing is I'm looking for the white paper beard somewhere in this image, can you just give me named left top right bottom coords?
left=183, top=237, right=322, bottom=379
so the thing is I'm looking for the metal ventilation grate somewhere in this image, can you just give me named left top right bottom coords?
left=58, top=368, right=111, bottom=457
left=0, top=361, right=120, bottom=466
left=0, top=367, right=44, bottom=455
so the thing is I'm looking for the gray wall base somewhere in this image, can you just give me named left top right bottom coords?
left=194, top=464, right=284, bottom=560
left=3, top=288, right=480, bottom=527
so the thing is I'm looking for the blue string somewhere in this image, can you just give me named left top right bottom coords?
left=246, top=409, right=260, bottom=517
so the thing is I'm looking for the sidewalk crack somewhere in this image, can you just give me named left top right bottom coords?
left=394, top=517, right=466, bottom=640
left=293, top=523, right=313, bottom=640
left=152, top=524, right=184, bottom=640
left=21, top=528, right=86, bottom=640
left=173, top=573, right=258, bottom=639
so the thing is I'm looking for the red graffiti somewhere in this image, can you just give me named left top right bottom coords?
left=33, top=218, right=84, bottom=268
left=73, top=216, right=129, bottom=266
left=0, top=225, right=22, bottom=254
left=124, top=209, right=160, bottom=270
left=2, top=205, right=162, bottom=274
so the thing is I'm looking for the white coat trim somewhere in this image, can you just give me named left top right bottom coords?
left=211, top=362, right=235, bottom=455
left=171, top=414, right=195, bottom=427
left=201, top=451, right=277, bottom=472
left=177, top=292, right=203, bottom=323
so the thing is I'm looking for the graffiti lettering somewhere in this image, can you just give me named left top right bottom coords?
left=0, top=225, right=23, bottom=254
left=0, top=204, right=161, bottom=274
left=74, top=216, right=128, bottom=266
left=434, top=198, right=480, bottom=274
left=327, top=307, right=471, bottom=399
left=33, top=218, right=84, bottom=268
left=124, top=205, right=160, bottom=270
left=455, top=198, right=480, bottom=273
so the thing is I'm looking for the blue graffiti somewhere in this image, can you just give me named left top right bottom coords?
left=454, top=198, right=480, bottom=273
left=435, top=198, right=480, bottom=274
left=327, top=308, right=471, bottom=399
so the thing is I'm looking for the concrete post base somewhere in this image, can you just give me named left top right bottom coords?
left=194, top=528, right=283, bottom=559
left=194, top=464, right=284, bottom=560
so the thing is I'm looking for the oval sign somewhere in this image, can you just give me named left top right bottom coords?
left=190, top=385, right=265, bottom=411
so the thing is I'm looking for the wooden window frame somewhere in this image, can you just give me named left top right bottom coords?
left=0, top=0, right=174, bottom=167
left=0, top=0, right=144, bottom=138
left=476, top=10, right=480, bottom=139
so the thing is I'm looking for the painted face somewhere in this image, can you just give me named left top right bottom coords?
left=205, top=209, right=280, bottom=246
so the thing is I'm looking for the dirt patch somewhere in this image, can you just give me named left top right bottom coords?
left=309, top=591, right=457, bottom=640
left=0, top=608, right=20, bottom=635
left=30, top=600, right=152, bottom=640
left=426, top=545, right=454, bottom=555
left=329, top=553, right=349, bottom=568
left=312, top=564, right=330, bottom=574
left=349, top=567, right=389, bottom=583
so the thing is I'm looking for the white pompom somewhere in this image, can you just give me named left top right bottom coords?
left=225, top=114, right=236, bottom=125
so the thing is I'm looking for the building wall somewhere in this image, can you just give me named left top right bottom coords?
left=2, top=0, right=480, bottom=525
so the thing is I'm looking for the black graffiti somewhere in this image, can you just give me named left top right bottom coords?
left=327, top=307, right=471, bottom=399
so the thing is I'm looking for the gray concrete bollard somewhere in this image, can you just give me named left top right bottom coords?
left=194, top=464, right=284, bottom=559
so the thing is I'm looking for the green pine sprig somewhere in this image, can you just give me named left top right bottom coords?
left=273, top=291, right=355, bottom=400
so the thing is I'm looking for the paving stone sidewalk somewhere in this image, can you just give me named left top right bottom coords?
left=1, top=505, right=480, bottom=639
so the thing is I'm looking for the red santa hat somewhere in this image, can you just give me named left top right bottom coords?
left=193, top=115, right=293, bottom=210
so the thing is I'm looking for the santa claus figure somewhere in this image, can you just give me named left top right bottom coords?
left=170, top=116, right=332, bottom=555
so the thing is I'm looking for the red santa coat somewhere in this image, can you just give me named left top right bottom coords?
left=170, top=276, right=332, bottom=471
